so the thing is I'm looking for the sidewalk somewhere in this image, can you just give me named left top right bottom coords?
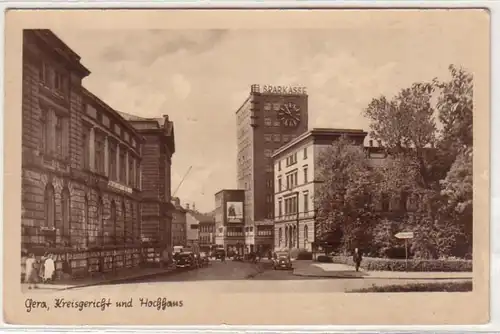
left=22, top=265, right=178, bottom=292
left=292, top=261, right=473, bottom=280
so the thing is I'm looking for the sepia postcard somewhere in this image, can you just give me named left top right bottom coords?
left=3, top=8, right=490, bottom=326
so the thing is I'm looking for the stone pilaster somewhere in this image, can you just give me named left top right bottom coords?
left=104, top=136, right=109, bottom=177
left=89, top=127, right=95, bottom=171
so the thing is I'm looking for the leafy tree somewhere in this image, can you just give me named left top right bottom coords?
left=315, top=135, right=380, bottom=253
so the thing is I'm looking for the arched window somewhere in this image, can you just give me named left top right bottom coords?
left=284, top=226, right=288, bottom=248
left=44, top=184, right=55, bottom=229
left=122, top=200, right=127, bottom=244
left=278, top=228, right=282, bottom=247
left=110, top=201, right=117, bottom=245
left=61, top=188, right=71, bottom=246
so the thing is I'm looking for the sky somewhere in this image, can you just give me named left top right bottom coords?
left=54, top=18, right=479, bottom=213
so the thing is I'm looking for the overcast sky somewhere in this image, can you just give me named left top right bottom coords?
left=54, top=18, right=478, bottom=213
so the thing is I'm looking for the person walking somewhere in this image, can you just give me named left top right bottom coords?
left=43, top=253, right=55, bottom=283
left=24, top=253, right=38, bottom=289
left=353, top=248, right=363, bottom=272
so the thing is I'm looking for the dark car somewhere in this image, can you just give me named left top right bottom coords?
left=175, top=252, right=195, bottom=268
left=199, top=252, right=210, bottom=266
left=214, top=249, right=226, bottom=261
left=273, top=252, right=293, bottom=270
left=233, top=254, right=244, bottom=261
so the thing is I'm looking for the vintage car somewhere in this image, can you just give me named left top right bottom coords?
left=174, top=252, right=195, bottom=269
left=199, top=252, right=210, bottom=266
left=273, top=251, right=293, bottom=270
left=232, top=254, right=244, bottom=262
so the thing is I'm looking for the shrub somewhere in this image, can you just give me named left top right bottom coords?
left=348, top=281, right=472, bottom=293
left=316, top=255, right=333, bottom=263
left=297, top=251, right=313, bottom=260
left=330, top=255, right=472, bottom=272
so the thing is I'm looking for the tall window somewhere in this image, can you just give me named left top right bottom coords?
left=55, top=115, right=63, bottom=158
left=303, top=166, right=308, bottom=183
left=130, top=202, right=135, bottom=242
left=82, top=128, right=90, bottom=169
left=44, top=184, right=55, bottom=229
left=84, top=195, right=89, bottom=247
left=136, top=162, right=141, bottom=189
left=98, top=196, right=104, bottom=245
left=95, top=134, right=105, bottom=174
left=278, top=199, right=282, bottom=217
left=304, top=224, right=309, bottom=248
left=40, top=111, right=49, bottom=152
left=128, top=156, right=134, bottom=187
left=122, top=200, right=127, bottom=244
left=303, top=192, right=309, bottom=214
left=120, top=150, right=126, bottom=183
left=278, top=177, right=282, bottom=191
left=110, top=201, right=117, bottom=244
left=278, top=228, right=282, bottom=247
left=109, top=142, right=117, bottom=181
left=303, top=147, right=308, bottom=159
left=61, top=188, right=70, bottom=246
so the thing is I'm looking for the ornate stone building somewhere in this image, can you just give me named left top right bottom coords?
left=21, top=29, right=175, bottom=278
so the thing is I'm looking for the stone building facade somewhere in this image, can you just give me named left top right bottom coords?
left=170, top=197, right=187, bottom=247
left=21, top=29, right=175, bottom=279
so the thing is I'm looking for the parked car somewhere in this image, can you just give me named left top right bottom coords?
left=214, top=249, right=226, bottom=261
left=233, top=254, right=244, bottom=262
left=175, top=252, right=195, bottom=269
left=273, top=251, right=293, bottom=270
left=199, top=252, right=210, bottom=266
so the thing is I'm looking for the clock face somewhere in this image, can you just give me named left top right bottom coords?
left=277, top=102, right=301, bottom=127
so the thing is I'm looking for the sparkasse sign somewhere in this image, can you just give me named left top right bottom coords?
left=262, top=85, right=307, bottom=95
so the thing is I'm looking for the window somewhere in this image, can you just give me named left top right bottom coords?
left=95, top=134, right=105, bottom=174
left=54, top=71, right=64, bottom=92
left=286, top=153, right=298, bottom=166
left=129, top=156, right=135, bottom=187
left=286, top=171, right=298, bottom=189
left=264, top=149, right=272, bottom=157
left=303, top=192, right=309, bottom=214
left=136, top=162, right=141, bottom=189
left=109, top=142, right=117, bottom=181
left=266, top=179, right=273, bottom=188
left=278, top=160, right=281, bottom=171
left=264, top=103, right=271, bottom=111
left=304, top=224, right=308, bottom=241
left=84, top=195, right=89, bottom=247
left=130, top=201, right=135, bottom=242
left=61, top=188, right=70, bottom=246
left=81, top=128, right=90, bottom=169
left=122, top=201, right=127, bottom=244
left=283, top=135, right=289, bottom=143
left=55, top=115, right=64, bottom=158
left=278, top=199, right=282, bottom=217
left=278, top=228, right=282, bottom=247
left=272, top=103, right=280, bottom=111
left=119, top=150, right=126, bottom=183
left=277, top=177, right=282, bottom=192
left=273, top=120, right=280, bottom=127
left=44, top=184, right=55, bottom=229
left=264, top=134, right=272, bottom=142
left=303, top=147, right=308, bottom=159
left=264, top=118, right=272, bottom=126
left=110, top=201, right=117, bottom=244
left=273, top=134, right=280, bottom=142
left=40, top=111, right=50, bottom=152
left=40, top=62, right=49, bottom=86
left=303, top=166, right=308, bottom=183
left=266, top=165, right=273, bottom=172
left=266, top=194, right=273, bottom=203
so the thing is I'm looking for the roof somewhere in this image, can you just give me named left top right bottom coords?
left=272, top=127, right=368, bottom=158
left=186, top=210, right=215, bottom=224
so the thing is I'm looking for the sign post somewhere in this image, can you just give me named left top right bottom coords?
left=394, top=232, right=414, bottom=272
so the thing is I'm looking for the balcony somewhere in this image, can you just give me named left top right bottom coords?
left=274, top=211, right=315, bottom=222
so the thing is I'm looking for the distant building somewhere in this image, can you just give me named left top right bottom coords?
left=235, top=84, right=309, bottom=251
left=272, top=128, right=367, bottom=252
left=214, top=189, right=245, bottom=255
left=171, top=197, right=187, bottom=247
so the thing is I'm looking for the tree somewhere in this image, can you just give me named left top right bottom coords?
left=315, top=135, right=380, bottom=253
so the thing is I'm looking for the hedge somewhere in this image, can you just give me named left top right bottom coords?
left=330, top=255, right=472, bottom=272
left=316, top=255, right=333, bottom=263
left=348, top=281, right=472, bottom=293
left=296, top=251, right=313, bottom=260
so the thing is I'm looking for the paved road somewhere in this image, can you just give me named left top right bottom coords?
left=25, top=259, right=469, bottom=297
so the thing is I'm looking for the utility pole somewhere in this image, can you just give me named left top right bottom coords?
left=172, top=166, right=192, bottom=197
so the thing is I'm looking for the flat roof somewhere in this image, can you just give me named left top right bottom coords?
left=272, top=127, right=367, bottom=158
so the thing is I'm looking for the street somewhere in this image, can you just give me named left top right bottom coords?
left=24, top=259, right=470, bottom=296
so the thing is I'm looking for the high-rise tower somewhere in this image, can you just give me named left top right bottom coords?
left=236, top=84, right=309, bottom=249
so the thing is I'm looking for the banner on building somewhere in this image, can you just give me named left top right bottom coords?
left=226, top=201, right=243, bottom=223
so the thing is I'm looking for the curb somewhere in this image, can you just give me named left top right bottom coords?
left=292, top=271, right=472, bottom=280
left=56, top=268, right=178, bottom=291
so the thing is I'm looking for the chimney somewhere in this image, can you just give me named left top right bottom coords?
left=369, top=140, right=373, bottom=147
left=186, top=203, right=190, bottom=210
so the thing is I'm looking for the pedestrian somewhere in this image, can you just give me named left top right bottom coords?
left=353, top=248, right=362, bottom=272
left=43, top=253, right=55, bottom=283
left=24, top=253, right=38, bottom=289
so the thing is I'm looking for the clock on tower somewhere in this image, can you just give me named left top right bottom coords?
left=277, top=102, right=301, bottom=128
